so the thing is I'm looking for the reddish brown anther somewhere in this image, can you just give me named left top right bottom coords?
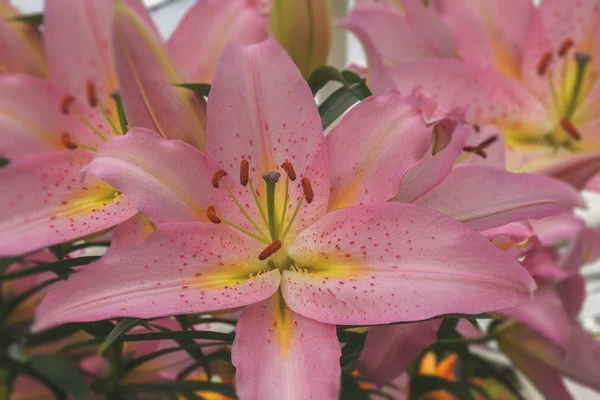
left=240, top=160, right=249, bottom=187
left=560, top=118, right=581, bottom=140
left=301, top=177, right=314, bottom=203
left=206, top=205, right=221, bottom=224
left=537, top=51, right=553, bottom=76
left=258, top=240, right=282, bottom=261
left=61, top=133, right=77, bottom=150
left=472, top=124, right=481, bottom=133
left=86, top=80, right=98, bottom=108
left=558, top=39, right=574, bottom=57
left=463, top=135, right=498, bottom=158
left=281, top=161, right=297, bottom=181
left=211, top=169, right=227, bottom=188
left=60, top=95, right=75, bottom=115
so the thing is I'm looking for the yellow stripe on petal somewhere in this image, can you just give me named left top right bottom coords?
left=56, top=182, right=122, bottom=220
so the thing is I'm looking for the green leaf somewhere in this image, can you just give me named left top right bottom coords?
left=175, top=82, right=211, bottom=97
left=29, top=355, right=90, bottom=400
left=117, top=330, right=234, bottom=343
left=0, top=156, right=10, bottom=169
left=26, top=324, right=86, bottom=347
left=98, top=318, right=145, bottom=354
left=8, top=13, right=44, bottom=27
left=110, top=90, right=128, bottom=134
left=409, top=376, right=474, bottom=400
left=307, top=66, right=372, bottom=100
left=340, top=373, right=370, bottom=400
left=3, top=277, right=61, bottom=318
left=0, top=256, right=100, bottom=282
left=319, top=86, right=359, bottom=129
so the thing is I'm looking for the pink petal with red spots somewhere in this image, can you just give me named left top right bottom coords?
left=232, top=293, right=341, bottom=400
left=282, top=203, right=535, bottom=325
left=83, top=128, right=213, bottom=225
left=168, top=0, right=268, bottom=83
left=110, top=213, right=155, bottom=249
left=326, top=94, right=433, bottom=210
left=44, top=0, right=155, bottom=107
left=33, top=222, right=280, bottom=331
left=0, top=150, right=136, bottom=256
left=206, top=39, right=330, bottom=238
left=413, top=164, right=584, bottom=231
left=359, top=319, right=441, bottom=385
left=112, top=1, right=207, bottom=149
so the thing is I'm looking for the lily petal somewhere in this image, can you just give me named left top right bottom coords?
left=112, top=1, right=207, bottom=150
left=392, top=122, right=469, bottom=203
left=326, top=93, right=432, bottom=210
left=110, top=212, right=155, bottom=249
left=556, top=274, right=586, bottom=319
left=33, top=222, right=280, bottom=331
left=207, top=39, right=329, bottom=237
left=0, top=0, right=47, bottom=77
left=283, top=203, right=535, bottom=325
left=168, top=0, right=268, bottom=83
left=413, top=164, right=584, bottom=231
left=0, top=150, right=136, bottom=256
left=44, top=0, right=155, bottom=108
left=232, top=293, right=341, bottom=400
left=83, top=128, right=212, bottom=224
left=359, top=320, right=441, bottom=385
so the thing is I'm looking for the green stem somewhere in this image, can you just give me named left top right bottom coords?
left=265, top=180, right=278, bottom=240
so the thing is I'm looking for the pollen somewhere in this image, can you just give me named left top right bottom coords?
left=61, top=132, right=78, bottom=150
left=560, top=118, right=581, bottom=140
left=258, top=240, right=282, bottom=260
left=86, top=80, right=98, bottom=108
left=211, top=169, right=227, bottom=188
left=206, top=205, right=221, bottom=224
left=60, top=95, right=76, bottom=115
left=558, top=39, right=574, bottom=57
left=537, top=51, right=553, bottom=76
left=301, top=177, right=314, bottom=203
left=240, top=160, right=249, bottom=187
left=281, top=161, right=297, bottom=181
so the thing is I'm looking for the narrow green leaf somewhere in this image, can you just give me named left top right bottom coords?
left=409, top=376, right=474, bottom=400
left=319, top=86, right=359, bottom=129
left=175, top=83, right=211, bottom=97
left=117, top=330, right=234, bottom=343
left=30, top=355, right=90, bottom=400
left=4, top=277, right=61, bottom=316
left=98, top=318, right=145, bottom=354
left=8, top=13, right=44, bottom=27
left=307, top=65, right=345, bottom=95
left=0, top=256, right=100, bottom=282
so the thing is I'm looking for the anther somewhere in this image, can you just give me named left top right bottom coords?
left=301, top=177, right=314, bottom=203
left=537, top=51, right=553, bottom=76
left=211, top=169, right=227, bottom=188
left=86, top=80, right=98, bottom=108
left=240, top=160, right=249, bottom=187
left=258, top=240, right=282, bottom=261
left=60, top=95, right=76, bottom=115
left=206, top=205, right=221, bottom=224
left=560, top=118, right=581, bottom=141
left=61, top=133, right=77, bottom=150
left=463, top=135, right=498, bottom=158
left=281, top=162, right=297, bottom=181
left=558, top=39, right=574, bottom=57
left=262, top=171, right=281, bottom=184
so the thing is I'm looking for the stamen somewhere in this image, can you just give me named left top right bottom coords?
left=258, top=240, right=282, bottom=261
left=240, top=160, right=249, bottom=187
left=565, top=51, right=591, bottom=118
left=537, top=51, right=553, bottom=76
left=61, top=133, right=78, bottom=150
left=281, top=162, right=297, bottom=181
left=462, top=136, right=498, bottom=158
left=206, top=205, right=221, bottom=224
left=86, top=80, right=98, bottom=108
left=221, top=180, right=269, bottom=240
left=281, top=194, right=304, bottom=242
left=61, top=95, right=76, bottom=115
left=560, top=118, right=581, bottom=140
left=248, top=179, right=269, bottom=227
left=263, top=172, right=281, bottom=240
left=212, top=169, right=227, bottom=188
left=301, top=177, right=314, bottom=203
left=558, top=39, right=574, bottom=57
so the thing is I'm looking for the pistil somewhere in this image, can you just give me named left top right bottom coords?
left=565, top=52, right=591, bottom=119
left=263, top=171, right=281, bottom=240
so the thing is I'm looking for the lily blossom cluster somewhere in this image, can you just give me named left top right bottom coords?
left=1, top=0, right=600, bottom=399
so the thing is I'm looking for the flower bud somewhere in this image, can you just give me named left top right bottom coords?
left=269, top=0, right=332, bottom=77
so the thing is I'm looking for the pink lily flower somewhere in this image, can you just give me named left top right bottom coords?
left=342, top=0, right=600, bottom=190
left=32, top=34, right=593, bottom=397
left=0, top=0, right=47, bottom=78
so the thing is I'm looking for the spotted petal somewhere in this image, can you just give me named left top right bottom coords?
left=282, top=203, right=535, bottom=325
left=33, top=222, right=280, bottom=331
